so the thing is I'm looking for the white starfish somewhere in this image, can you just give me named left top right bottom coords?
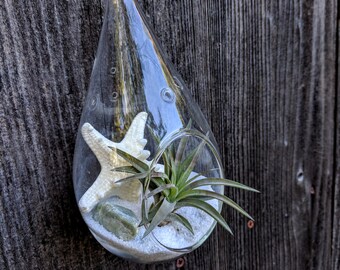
left=78, top=112, right=150, bottom=213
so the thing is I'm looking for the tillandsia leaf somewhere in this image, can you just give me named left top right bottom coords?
left=115, top=148, right=149, bottom=172
left=147, top=125, right=161, bottom=144
left=115, top=172, right=149, bottom=184
left=177, top=147, right=196, bottom=178
left=146, top=199, right=164, bottom=222
left=141, top=199, right=148, bottom=226
left=177, top=190, right=254, bottom=221
left=176, top=198, right=233, bottom=235
left=168, top=186, right=179, bottom=202
left=111, top=166, right=140, bottom=174
left=148, top=182, right=158, bottom=194
left=185, top=178, right=260, bottom=193
left=151, top=177, right=167, bottom=187
left=172, top=157, right=178, bottom=182
left=147, top=125, right=172, bottom=176
left=144, top=172, right=153, bottom=193
left=151, top=172, right=170, bottom=182
left=151, top=178, right=170, bottom=197
left=178, top=168, right=220, bottom=191
left=168, top=144, right=176, bottom=164
left=169, top=156, right=178, bottom=185
left=175, top=120, right=192, bottom=166
left=143, top=199, right=176, bottom=238
left=168, top=213, right=194, bottom=235
left=186, top=196, right=216, bottom=201
left=187, top=168, right=220, bottom=181
left=178, top=132, right=210, bottom=179
left=145, top=184, right=176, bottom=199
left=177, top=138, right=207, bottom=187
left=117, top=126, right=258, bottom=236
left=162, top=150, right=171, bottom=177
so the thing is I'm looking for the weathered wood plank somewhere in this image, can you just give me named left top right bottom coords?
left=307, top=2, right=338, bottom=269
left=0, top=0, right=338, bottom=269
left=332, top=8, right=340, bottom=270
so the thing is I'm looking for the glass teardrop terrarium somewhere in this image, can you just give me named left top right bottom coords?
left=73, top=0, right=256, bottom=264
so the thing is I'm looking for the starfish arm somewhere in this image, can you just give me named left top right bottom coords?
left=81, top=123, right=115, bottom=165
left=79, top=171, right=143, bottom=213
left=78, top=112, right=150, bottom=213
left=78, top=172, right=113, bottom=213
left=105, top=180, right=142, bottom=203
left=121, top=112, right=148, bottom=148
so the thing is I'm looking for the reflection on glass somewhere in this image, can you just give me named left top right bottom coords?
left=73, top=0, right=224, bottom=263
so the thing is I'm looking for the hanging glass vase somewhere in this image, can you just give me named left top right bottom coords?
left=73, top=0, right=231, bottom=263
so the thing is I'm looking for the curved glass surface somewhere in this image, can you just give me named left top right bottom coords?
left=73, top=0, right=224, bottom=263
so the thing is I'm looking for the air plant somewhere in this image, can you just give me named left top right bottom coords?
left=111, top=124, right=259, bottom=238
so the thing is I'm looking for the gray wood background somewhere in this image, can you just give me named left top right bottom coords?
left=0, top=0, right=338, bottom=269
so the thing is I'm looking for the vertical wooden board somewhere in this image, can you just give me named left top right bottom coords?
left=0, top=0, right=135, bottom=269
left=0, top=0, right=338, bottom=269
left=308, top=1, right=337, bottom=269
left=0, top=0, right=178, bottom=269
left=214, top=1, right=308, bottom=269
left=332, top=6, right=340, bottom=269
left=144, top=0, right=336, bottom=269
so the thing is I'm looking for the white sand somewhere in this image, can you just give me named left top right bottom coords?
left=83, top=192, right=219, bottom=263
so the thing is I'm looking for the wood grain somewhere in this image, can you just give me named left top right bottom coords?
left=332, top=7, right=340, bottom=270
left=0, top=0, right=338, bottom=269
